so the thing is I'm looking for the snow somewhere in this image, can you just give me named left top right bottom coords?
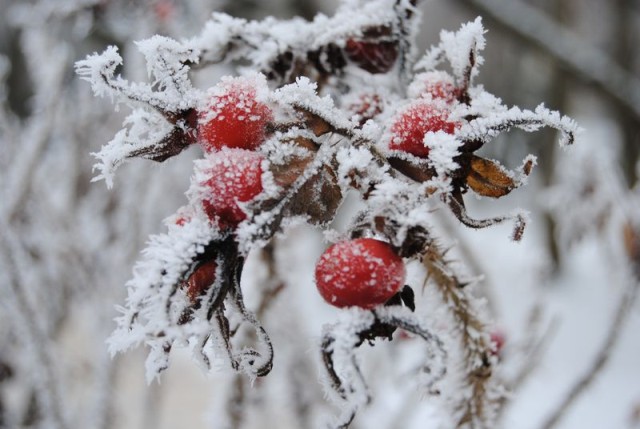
left=414, top=16, right=485, bottom=85
left=424, top=130, right=462, bottom=179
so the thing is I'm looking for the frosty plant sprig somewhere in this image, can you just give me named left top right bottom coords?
left=76, top=1, right=580, bottom=427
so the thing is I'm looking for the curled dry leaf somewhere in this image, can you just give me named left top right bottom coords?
left=466, top=155, right=517, bottom=198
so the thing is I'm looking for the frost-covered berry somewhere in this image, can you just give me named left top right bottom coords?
left=408, top=71, right=459, bottom=103
left=198, top=75, right=273, bottom=152
left=185, top=259, right=217, bottom=302
left=153, top=1, right=175, bottom=22
left=388, top=100, right=459, bottom=158
left=196, top=148, right=265, bottom=226
left=346, top=92, right=383, bottom=125
left=345, top=36, right=398, bottom=74
left=490, top=330, right=506, bottom=356
left=169, top=205, right=194, bottom=226
left=314, top=238, right=406, bottom=309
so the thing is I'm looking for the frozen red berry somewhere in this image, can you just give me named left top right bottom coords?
left=169, top=205, right=194, bottom=226
left=198, top=75, right=273, bottom=153
left=185, top=259, right=217, bottom=302
left=490, top=330, right=506, bottom=356
left=408, top=71, right=459, bottom=103
left=196, top=148, right=265, bottom=226
left=388, top=100, right=459, bottom=158
left=314, top=238, right=406, bottom=309
left=347, top=92, right=383, bottom=125
left=153, top=0, right=175, bottom=22
left=345, top=32, right=398, bottom=74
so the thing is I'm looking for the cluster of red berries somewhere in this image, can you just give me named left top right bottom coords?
left=175, top=70, right=468, bottom=311
left=313, top=72, right=466, bottom=309
left=190, top=75, right=273, bottom=229
left=176, top=74, right=413, bottom=310
left=176, top=75, right=274, bottom=302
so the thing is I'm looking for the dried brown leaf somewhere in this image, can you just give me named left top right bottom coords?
left=269, top=153, right=342, bottom=226
left=467, top=155, right=517, bottom=198
left=286, top=166, right=342, bottom=225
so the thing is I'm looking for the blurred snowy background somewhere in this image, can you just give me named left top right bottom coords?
left=0, top=0, right=639, bottom=428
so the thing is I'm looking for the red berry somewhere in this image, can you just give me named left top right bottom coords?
left=198, top=75, right=273, bottom=153
left=409, top=71, right=459, bottom=103
left=388, top=100, right=459, bottom=158
left=490, top=330, right=506, bottom=356
left=345, top=39, right=398, bottom=74
left=153, top=0, right=175, bottom=22
left=314, top=238, right=406, bottom=309
left=347, top=93, right=383, bottom=125
left=185, top=259, right=217, bottom=302
left=171, top=205, right=194, bottom=226
left=197, top=148, right=265, bottom=226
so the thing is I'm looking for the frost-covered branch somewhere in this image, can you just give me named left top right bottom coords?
left=423, top=244, right=503, bottom=428
left=458, top=105, right=580, bottom=147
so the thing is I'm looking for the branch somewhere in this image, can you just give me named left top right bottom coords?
left=423, top=244, right=503, bottom=428
left=459, top=0, right=640, bottom=121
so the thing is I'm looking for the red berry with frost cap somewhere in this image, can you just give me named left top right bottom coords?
left=314, top=238, right=406, bottom=309
left=196, top=148, right=265, bottom=227
left=198, top=75, right=273, bottom=152
left=388, top=100, right=459, bottom=158
left=409, top=71, right=460, bottom=103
